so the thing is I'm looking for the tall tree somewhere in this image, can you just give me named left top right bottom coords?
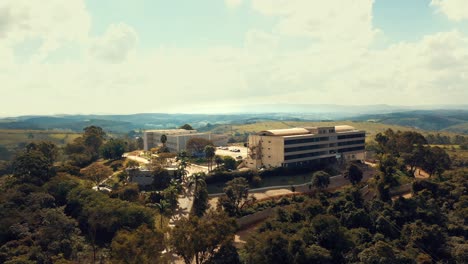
left=345, top=163, right=363, bottom=185
left=422, top=146, right=451, bottom=177
left=188, top=172, right=207, bottom=195
left=217, top=177, right=254, bottom=217
left=204, top=145, right=216, bottom=171
left=192, top=179, right=209, bottom=217
left=186, top=138, right=213, bottom=156
left=111, top=225, right=165, bottom=264
left=160, top=134, right=167, bottom=146
left=81, top=163, right=113, bottom=190
left=152, top=200, right=171, bottom=230
left=100, top=138, right=126, bottom=160
left=11, top=150, right=54, bottom=185
left=170, top=211, right=237, bottom=264
left=25, top=141, right=58, bottom=165
left=311, top=171, right=331, bottom=190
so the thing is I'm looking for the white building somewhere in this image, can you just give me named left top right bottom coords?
left=143, top=129, right=228, bottom=152
left=245, top=125, right=366, bottom=169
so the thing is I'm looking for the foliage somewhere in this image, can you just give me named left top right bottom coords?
left=110, top=184, right=140, bottom=202
left=80, top=163, right=113, bottom=188
left=204, top=145, right=216, bottom=171
left=179, top=124, right=194, bottom=130
left=345, top=163, right=363, bottom=185
left=110, top=225, right=164, bottom=264
left=223, top=156, right=237, bottom=170
left=11, top=149, right=55, bottom=186
left=151, top=166, right=171, bottom=190
left=170, top=211, right=237, bottom=264
left=65, top=187, right=155, bottom=245
left=186, top=137, right=213, bottom=156
left=100, top=138, right=126, bottom=160
left=241, top=166, right=468, bottom=263
left=65, top=126, right=106, bottom=167
left=218, top=177, right=256, bottom=217
left=311, top=171, right=330, bottom=190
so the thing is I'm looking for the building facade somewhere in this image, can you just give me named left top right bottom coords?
left=245, top=125, right=365, bottom=169
left=143, top=129, right=228, bottom=152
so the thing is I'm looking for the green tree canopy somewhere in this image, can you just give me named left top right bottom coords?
left=179, top=124, right=194, bottom=130
left=170, top=211, right=237, bottom=264
left=80, top=163, right=113, bottom=188
left=186, top=137, right=214, bottom=156
left=100, top=138, right=127, bottom=160
left=345, top=163, right=363, bottom=185
left=110, top=224, right=165, bottom=264
left=218, top=177, right=254, bottom=217
left=311, top=171, right=331, bottom=190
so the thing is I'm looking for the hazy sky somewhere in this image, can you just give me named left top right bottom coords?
left=1, top=0, right=468, bottom=116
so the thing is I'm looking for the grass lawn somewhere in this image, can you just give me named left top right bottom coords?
left=0, top=129, right=81, bottom=148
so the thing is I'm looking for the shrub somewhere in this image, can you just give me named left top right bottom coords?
left=251, top=176, right=262, bottom=188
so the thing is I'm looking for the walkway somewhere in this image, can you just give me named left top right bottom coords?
left=123, top=153, right=150, bottom=164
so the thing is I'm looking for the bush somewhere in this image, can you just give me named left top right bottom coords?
left=252, top=176, right=262, bottom=188
left=108, top=159, right=124, bottom=171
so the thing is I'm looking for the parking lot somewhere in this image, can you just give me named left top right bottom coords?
left=215, top=145, right=248, bottom=160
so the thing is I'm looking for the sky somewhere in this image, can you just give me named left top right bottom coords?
left=1, top=0, right=468, bottom=116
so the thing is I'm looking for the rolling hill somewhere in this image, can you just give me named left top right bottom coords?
left=350, top=110, right=468, bottom=134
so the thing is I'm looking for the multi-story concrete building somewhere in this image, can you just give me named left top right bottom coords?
left=245, top=125, right=365, bottom=169
left=143, top=129, right=228, bottom=152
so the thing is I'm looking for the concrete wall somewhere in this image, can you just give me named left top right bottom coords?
left=261, top=136, right=285, bottom=168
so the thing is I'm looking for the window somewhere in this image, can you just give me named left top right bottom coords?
left=285, top=137, right=329, bottom=145
left=337, top=133, right=365, bottom=140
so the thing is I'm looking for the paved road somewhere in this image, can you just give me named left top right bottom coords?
left=216, top=146, right=248, bottom=159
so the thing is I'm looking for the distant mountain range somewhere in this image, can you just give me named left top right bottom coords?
left=0, top=105, right=467, bottom=134
left=349, top=110, right=468, bottom=134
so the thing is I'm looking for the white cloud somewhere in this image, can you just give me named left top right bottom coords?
left=90, top=23, right=138, bottom=63
left=1, top=0, right=467, bottom=116
left=251, top=0, right=378, bottom=49
left=0, top=0, right=91, bottom=60
left=225, top=0, right=243, bottom=9
left=431, top=0, right=468, bottom=21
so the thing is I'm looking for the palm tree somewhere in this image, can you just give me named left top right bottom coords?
left=150, top=200, right=171, bottom=230
left=188, top=172, right=207, bottom=195
left=177, top=155, right=189, bottom=183
left=204, top=145, right=216, bottom=171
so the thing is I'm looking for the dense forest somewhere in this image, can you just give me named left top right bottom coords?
left=0, top=126, right=466, bottom=263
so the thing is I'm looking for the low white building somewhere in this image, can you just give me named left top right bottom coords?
left=143, top=129, right=228, bottom=152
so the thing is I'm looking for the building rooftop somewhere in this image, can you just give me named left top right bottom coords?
left=257, top=125, right=359, bottom=136
left=334, top=125, right=357, bottom=133
left=258, top=128, right=310, bottom=136
left=144, top=129, right=197, bottom=134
